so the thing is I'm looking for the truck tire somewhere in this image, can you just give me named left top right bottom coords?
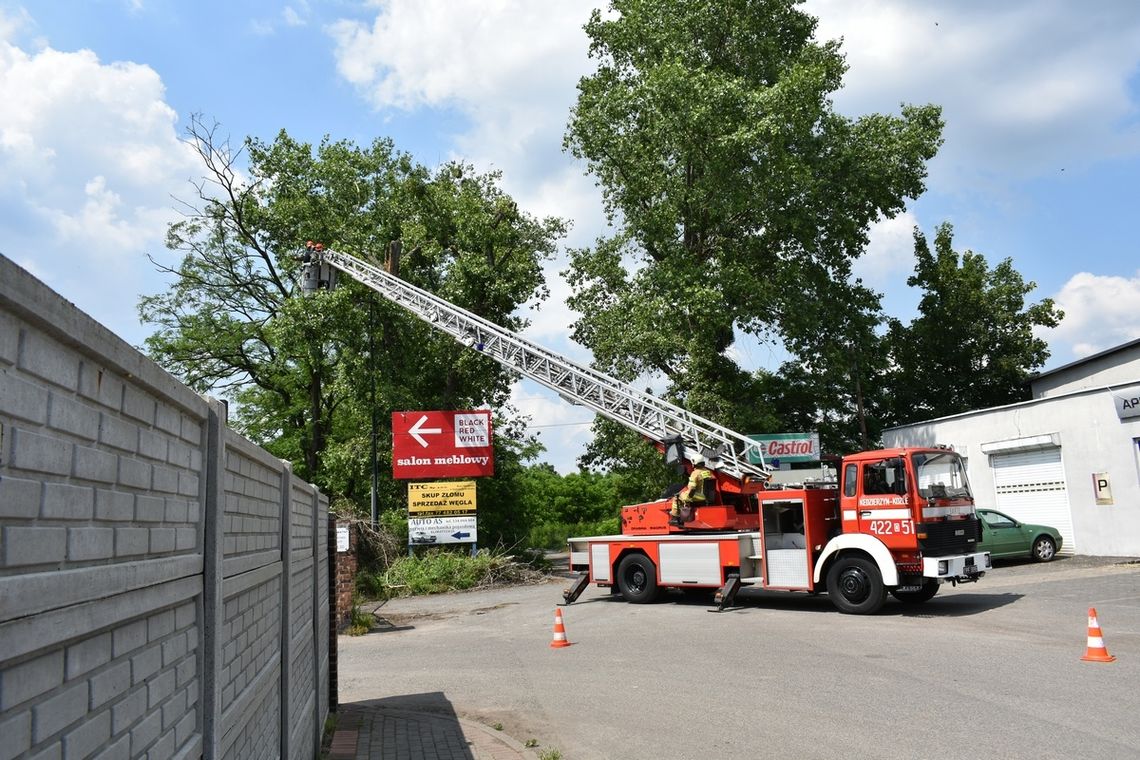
left=826, top=556, right=887, bottom=615
left=889, top=579, right=940, bottom=604
left=616, top=554, right=661, bottom=604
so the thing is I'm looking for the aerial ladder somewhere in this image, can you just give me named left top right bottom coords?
left=299, top=243, right=771, bottom=484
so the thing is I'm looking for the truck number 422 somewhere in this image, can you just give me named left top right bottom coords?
left=868, top=520, right=914, bottom=536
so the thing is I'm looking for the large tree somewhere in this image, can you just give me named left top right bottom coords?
left=140, top=118, right=566, bottom=541
left=884, top=223, right=1063, bottom=424
left=563, top=0, right=943, bottom=468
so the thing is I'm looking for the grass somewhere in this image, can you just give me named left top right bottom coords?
left=356, top=546, right=548, bottom=601
left=344, top=600, right=374, bottom=636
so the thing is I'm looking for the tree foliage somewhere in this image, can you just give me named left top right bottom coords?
left=884, top=223, right=1063, bottom=424
left=563, top=0, right=943, bottom=466
left=140, top=117, right=567, bottom=543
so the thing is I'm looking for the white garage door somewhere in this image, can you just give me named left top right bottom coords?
left=991, top=448, right=1075, bottom=554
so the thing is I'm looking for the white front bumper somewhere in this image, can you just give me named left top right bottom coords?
left=922, top=551, right=991, bottom=579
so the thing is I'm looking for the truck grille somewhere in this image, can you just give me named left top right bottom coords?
left=919, top=518, right=980, bottom=557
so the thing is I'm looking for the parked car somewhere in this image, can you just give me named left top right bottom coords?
left=976, top=508, right=1062, bottom=562
left=410, top=530, right=437, bottom=544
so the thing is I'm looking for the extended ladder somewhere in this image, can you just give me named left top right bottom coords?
left=303, top=247, right=771, bottom=482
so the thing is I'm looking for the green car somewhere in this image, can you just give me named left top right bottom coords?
left=976, top=508, right=1063, bottom=562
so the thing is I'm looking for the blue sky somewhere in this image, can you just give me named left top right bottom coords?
left=3, top=0, right=1140, bottom=473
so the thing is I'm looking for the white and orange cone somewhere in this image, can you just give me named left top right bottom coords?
left=1081, top=607, right=1116, bottom=663
left=549, top=608, right=572, bottom=649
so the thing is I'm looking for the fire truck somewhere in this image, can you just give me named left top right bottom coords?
left=301, top=245, right=990, bottom=615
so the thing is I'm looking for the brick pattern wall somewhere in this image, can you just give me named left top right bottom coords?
left=0, top=254, right=330, bottom=760
left=333, top=523, right=358, bottom=632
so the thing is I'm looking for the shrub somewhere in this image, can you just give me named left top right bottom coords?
left=527, top=518, right=621, bottom=550
left=357, top=547, right=547, bottom=600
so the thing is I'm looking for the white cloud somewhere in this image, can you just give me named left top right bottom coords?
left=852, top=210, right=919, bottom=286
left=0, top=30, right=195, bottom=343
left=326, top=0, right=598, bottom=225
left=1043, top=271, right=1140, bottom=362
left=0, top=6, right=31, bottom=39
left=805, top=0, right=1140, bottom=184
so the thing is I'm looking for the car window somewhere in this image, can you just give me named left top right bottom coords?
left=980, top=511, right=1015, bottom=528
left=843, top=464, right=857, bottom=497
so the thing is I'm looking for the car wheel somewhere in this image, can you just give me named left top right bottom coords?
left=890, top=579, right=940, bottom=604
left=1031, top=536, right=1057, bottom=562
left=616, top=554, right=661, bottom=604
left=826, top=556, right=887, bottom=615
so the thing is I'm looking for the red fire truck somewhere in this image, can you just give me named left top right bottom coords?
left=565, top=445, right=990, bottom=614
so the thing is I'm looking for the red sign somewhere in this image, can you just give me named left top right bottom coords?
left=392, top=410, right=494, bottom=479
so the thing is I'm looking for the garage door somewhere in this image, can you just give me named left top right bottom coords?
left=991, top=448, right=1075, bottom=554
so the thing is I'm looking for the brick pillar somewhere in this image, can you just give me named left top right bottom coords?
left=332, top=521, right=358, bottom=631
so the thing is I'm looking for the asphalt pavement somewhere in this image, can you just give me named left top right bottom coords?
left=335, top=554, right=1140, bottom=759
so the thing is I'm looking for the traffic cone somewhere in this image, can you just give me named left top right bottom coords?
left=549, top=608, right=572, bottom=648
left=1081, top=607, right=1116, bottom=662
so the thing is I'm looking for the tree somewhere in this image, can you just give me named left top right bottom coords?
left=140, top=117, right=567, bottom=542
left=885, top=223, right=1063, bottom=424
left=563, top=0, right=943, bottom=468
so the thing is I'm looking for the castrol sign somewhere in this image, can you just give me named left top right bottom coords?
left=747, top=432, right=820, bottom=464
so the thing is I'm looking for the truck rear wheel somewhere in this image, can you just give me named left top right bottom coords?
left=826, top=557, right=886, bottom=615
left=616, top=554, right=661, bottom=604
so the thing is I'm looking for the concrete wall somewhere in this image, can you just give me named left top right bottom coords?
left=884, top=385, right=1140, bottom=557
left=1031, top=342, right=1140, bottom=399
left=0, top=254, right=330, bottom=759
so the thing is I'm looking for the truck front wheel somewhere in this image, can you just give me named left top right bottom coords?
left=616, top=554, right=661, bottom=604
left=826, top=557, right=887, bottom=615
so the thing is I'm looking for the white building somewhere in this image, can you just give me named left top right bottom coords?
left=883, top=339, right=1140, bottom=557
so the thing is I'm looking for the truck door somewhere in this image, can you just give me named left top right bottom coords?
left=856, top=458, right=915, bottom=549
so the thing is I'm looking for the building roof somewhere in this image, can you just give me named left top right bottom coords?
left=1028, top=336, right=1140, bottom=384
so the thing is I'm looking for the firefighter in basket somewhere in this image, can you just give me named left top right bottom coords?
left=668, top=453, right=715, bottom=527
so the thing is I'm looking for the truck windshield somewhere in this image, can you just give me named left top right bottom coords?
left=911, top=452, right=972, bottom=500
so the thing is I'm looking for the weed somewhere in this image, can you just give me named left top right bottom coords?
left=524, top=739, right=539, bottom=748
left=357, top=547, right=546, bottom=600
left=538, top=750, right=563, bottom=760
left=492, top=722, right=504, bottom=731
left=345, top=600, right=374, bottom=635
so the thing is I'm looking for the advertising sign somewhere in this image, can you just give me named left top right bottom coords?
left=408, top=481, right=477, bottom=516
left=392, top=410, right=494, bottom=479
left=1111, top=385, right=1140, bottom=420
left=408, top=515, right=478, bottom=546
left=746, top=432, right=821, bottom=464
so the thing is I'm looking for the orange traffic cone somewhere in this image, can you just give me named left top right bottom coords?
left=1081, top=607, right=1116, bottom=662
left=549, top=608, right=572, bottom=648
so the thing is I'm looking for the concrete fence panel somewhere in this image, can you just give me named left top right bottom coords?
left=0, top=253, right=330, bottom=760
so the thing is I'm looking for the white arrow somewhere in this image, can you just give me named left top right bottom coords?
left=409, top=415, right=442, bottom=448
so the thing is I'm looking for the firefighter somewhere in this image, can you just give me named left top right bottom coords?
left=668, top=453, right=715, bottom=527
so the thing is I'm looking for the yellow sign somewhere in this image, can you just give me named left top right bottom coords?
left=408, top=480, right=477, bottom=515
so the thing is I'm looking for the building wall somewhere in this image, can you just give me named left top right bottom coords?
left=0, top=254, right=330, bottom=759
left=884, top=385, right=1140, bottom=557
left=1031, top=344, right=1140, bottom=399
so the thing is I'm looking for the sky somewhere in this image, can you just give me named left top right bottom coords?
left=3, top=0, right=1140, bottom=473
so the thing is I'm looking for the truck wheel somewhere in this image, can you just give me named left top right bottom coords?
left=889, top=579, right=940, bottom=604
left=826, top=557, right=887, bottom=615
left=616, top=554, right=661, bottom=604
